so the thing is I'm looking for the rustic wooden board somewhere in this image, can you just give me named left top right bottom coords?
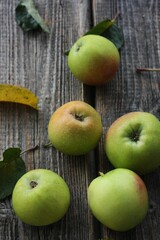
left=94, top=0, right=160, bottom=239
left=0, top=0, right=160, bottom=239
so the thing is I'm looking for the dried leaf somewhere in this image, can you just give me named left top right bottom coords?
left=0, top=148, right=26, bottom=200
left=0, top=84, right=38, bottom=110
left=15, top=0, right=49, bottom=33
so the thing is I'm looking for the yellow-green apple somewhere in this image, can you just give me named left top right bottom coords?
left=12, top=169, right=70, bottom=226
left=105, top=112, right=160, bottom=175
left=88, top=168, right=148, bottom=231
left=48, top=101, right=102, bottom=155
left=68, top=34, right=120, bottom=86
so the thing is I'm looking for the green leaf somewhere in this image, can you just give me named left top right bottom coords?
left=65, top=18, right=124, bottom=55
left=15, top=0, right=49, bottom=33
left=101, top=21, right=124, bottom=50
left=85, top=19, right=124, bottom=50
left=0, top=148, right=26, bottom=200
left=84, top=19, right=113, bottom=36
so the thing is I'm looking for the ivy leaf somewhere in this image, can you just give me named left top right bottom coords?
left=65, top=18, right=124, bottom=55
left=0, top=84, right=39, bottom=110
left=0, top=148, right=26, bottom=200
left=15, top=0, right=49, bottom=33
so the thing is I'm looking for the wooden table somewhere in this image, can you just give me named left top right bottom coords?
left=0, top=0, right=160, bottom=239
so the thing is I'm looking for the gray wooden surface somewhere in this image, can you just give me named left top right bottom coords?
left=0, top=0, right=160, bottom=239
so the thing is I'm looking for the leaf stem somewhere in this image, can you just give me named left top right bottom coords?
left=21, top=144, right=39, bottom=155
left=136, top=68, right=160, bottom=72
left=112, top=12, right=121, bottom=22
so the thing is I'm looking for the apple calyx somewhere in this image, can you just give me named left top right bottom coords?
left=74, top=113, right=84, bottom=122
left=30, top=181, right=38, bottom=188
left=130, top=130, right=140, bottom=142
left=71, top=112, right=85, bottom=122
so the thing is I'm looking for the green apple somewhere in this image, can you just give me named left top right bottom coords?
left=88, top=168, right=148, bottom=231
left=12, top=169, right=70, bottom=226
left=48, top=101, right=102, bottom=155
left=68, top=34, right=120, bottom=86
left=105, top=111, right=160, bottom=175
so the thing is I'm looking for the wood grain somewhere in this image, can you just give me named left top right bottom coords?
left=0, top=0, right=160, bottom=239
left=93, top=0, right=160, bottom=239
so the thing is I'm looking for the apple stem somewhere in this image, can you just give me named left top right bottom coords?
left=43, top=142, right=53, bottom=148
left=136, top=68, right=160, bottom=72
left=99, top=171, right=105, bottom=177
left=21, top=144, right=39, bottom=155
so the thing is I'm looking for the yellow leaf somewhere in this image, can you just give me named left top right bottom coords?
left=0, top=84, right=38, bottom=110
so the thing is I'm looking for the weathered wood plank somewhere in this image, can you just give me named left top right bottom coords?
left=1, top=0, right=160, bottom=239
left=0, top=0, right=97, bottom=240
left=93, top=0, right=160, bottom=239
